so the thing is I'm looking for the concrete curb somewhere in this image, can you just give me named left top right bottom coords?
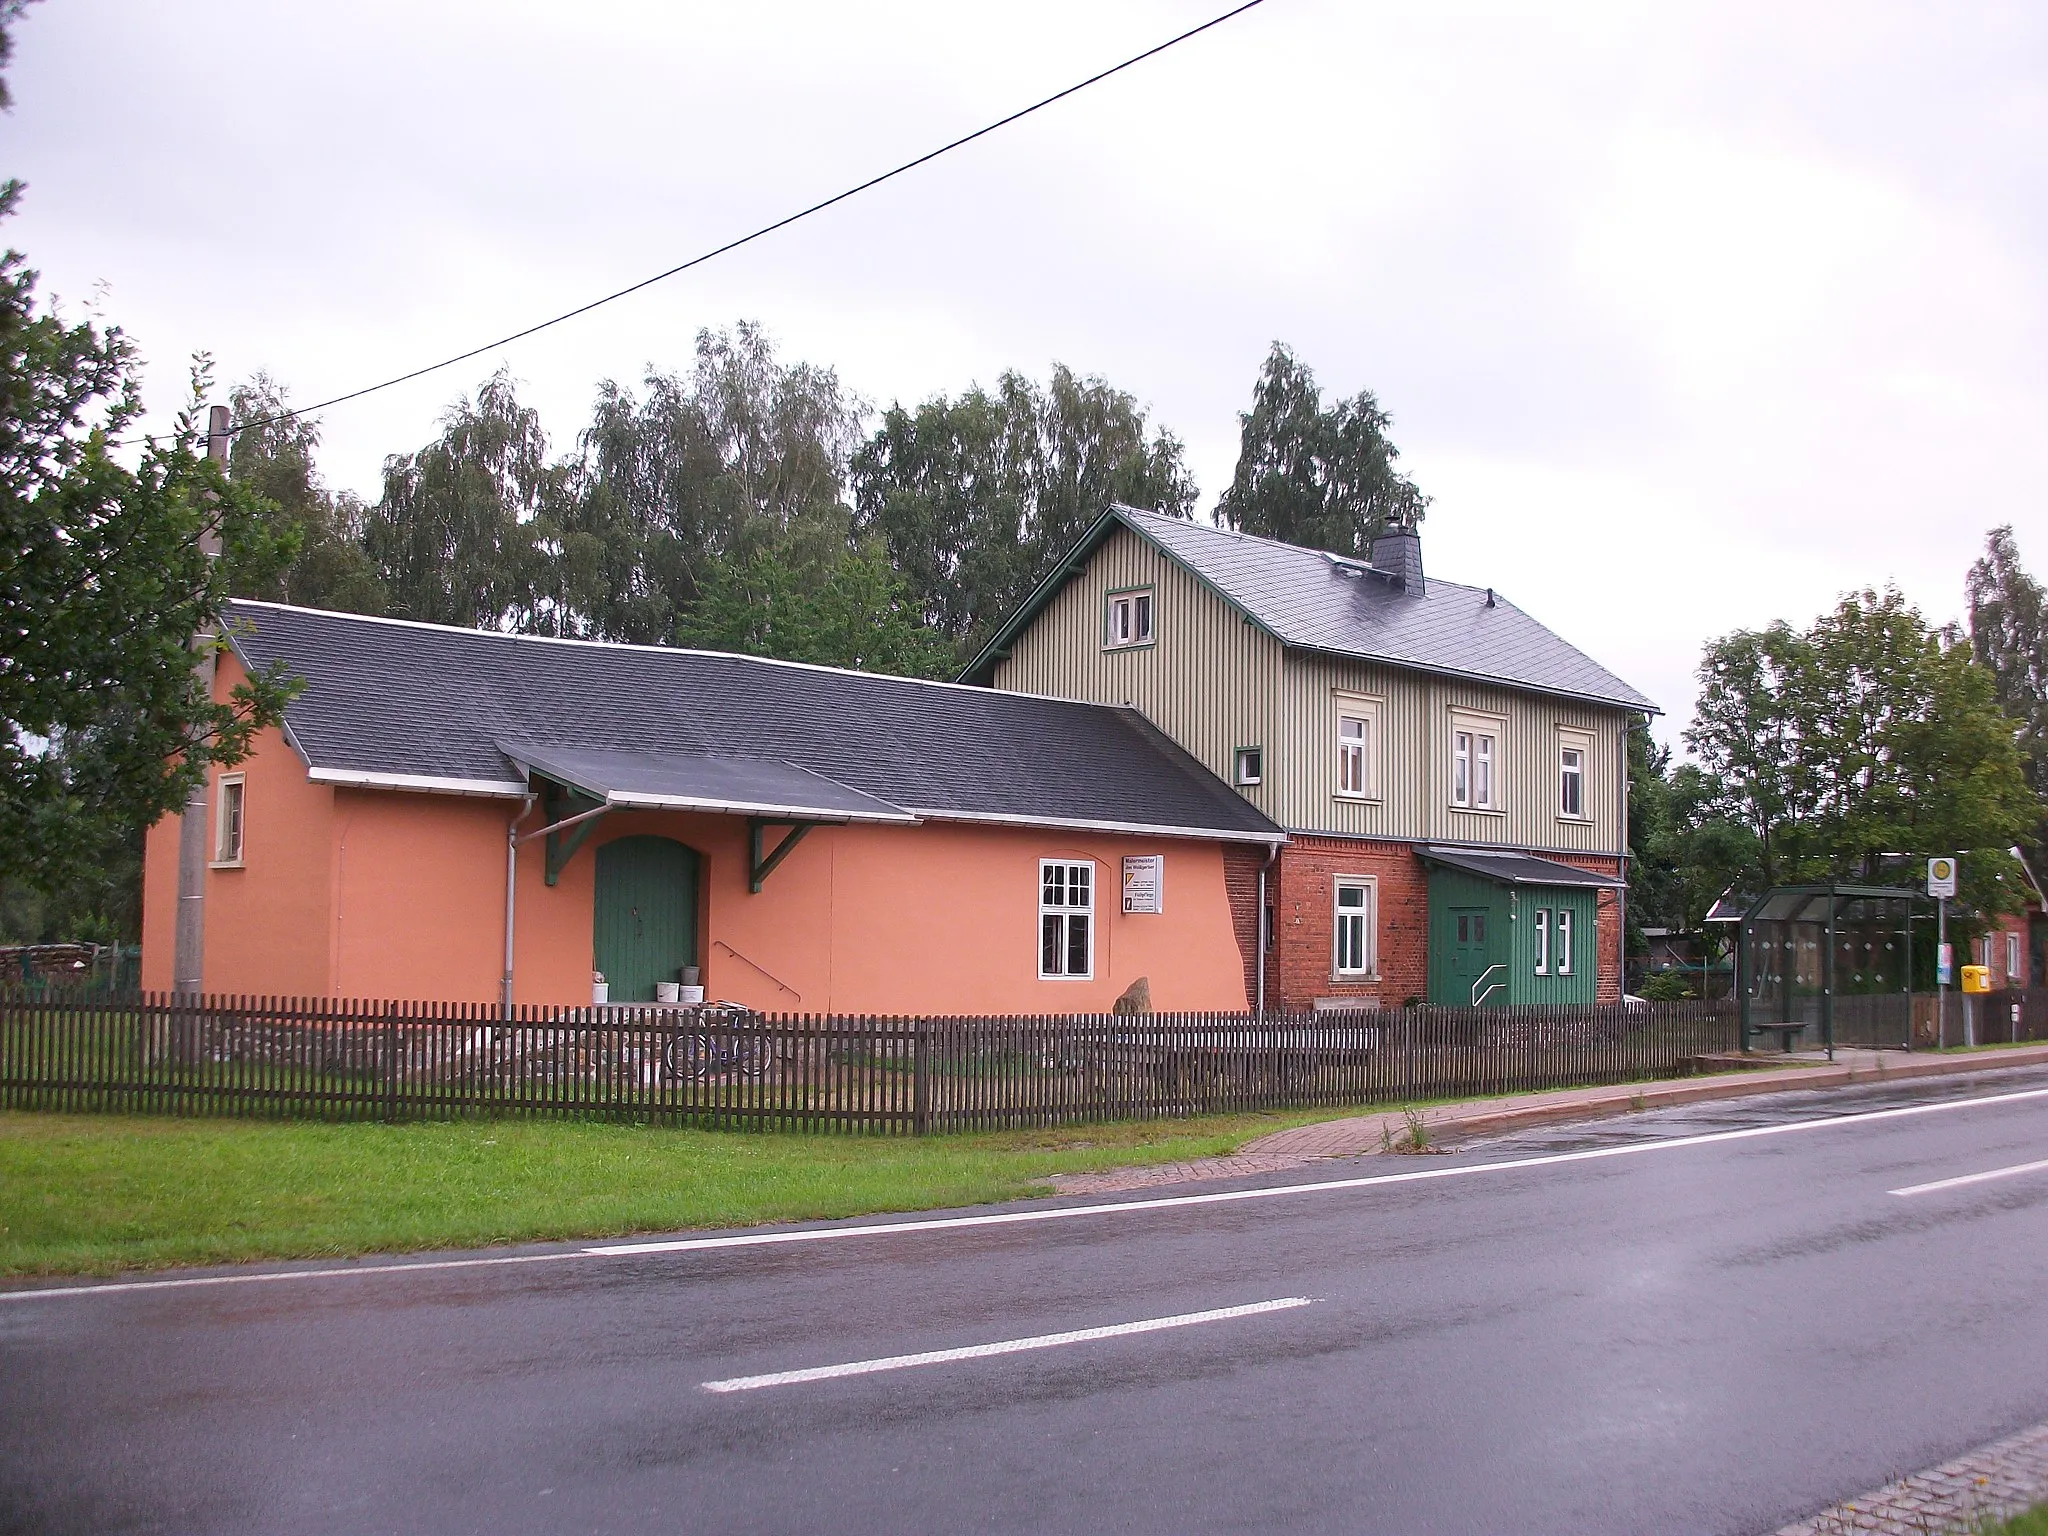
left=1243, top=1044, right=2048, bottom=1160
left=1044, top=1045, right=2048, bottom=1196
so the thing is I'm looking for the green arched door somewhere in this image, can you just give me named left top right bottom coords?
left=593, top=836, right=700, bottom=1002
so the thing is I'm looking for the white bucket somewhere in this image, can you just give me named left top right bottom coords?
left=678, top=985, right=705, bottom=1006
left=591, top=981, right=609, bottom=1006
left=654, top=981, right=681, bottom=1004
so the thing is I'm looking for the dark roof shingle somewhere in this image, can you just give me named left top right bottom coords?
left=1122, top=509, right=1657, bottom=712
left=227, top=602, right=1282, bottom=842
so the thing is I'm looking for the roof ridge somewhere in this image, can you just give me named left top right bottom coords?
left=225, top=599, right=1130, bottom=712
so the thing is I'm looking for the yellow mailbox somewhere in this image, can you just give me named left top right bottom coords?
left=1960, top=964, right=1993, bottom=994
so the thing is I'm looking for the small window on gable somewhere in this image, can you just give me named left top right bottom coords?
left=1235, top=747, right=1263, bottom=786
left=1105, top=588, right=1154, bottom=650
left=212, top=774, right=246, bottom=867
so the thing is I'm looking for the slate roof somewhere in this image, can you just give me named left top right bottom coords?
left=225, top=601, right=1285, bottom=842
left=965, top=507, right=1658, bottom=713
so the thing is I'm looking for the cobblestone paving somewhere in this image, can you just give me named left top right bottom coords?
left=1047, top=1152, right=1323, bottom=1196
left=1777, top=1419, right=2048, bottom=1534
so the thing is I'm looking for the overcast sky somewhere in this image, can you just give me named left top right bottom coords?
left=9, top=1, right=2045, bottom=743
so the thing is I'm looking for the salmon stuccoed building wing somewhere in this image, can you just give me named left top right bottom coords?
left=140, top=602, right=1285, bottom=1013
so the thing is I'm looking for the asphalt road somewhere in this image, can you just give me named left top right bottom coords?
left=6, top=1067, right=2048, bottom=1536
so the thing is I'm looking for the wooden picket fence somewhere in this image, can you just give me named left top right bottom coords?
left=0, top=992, right=1743, bottom=1134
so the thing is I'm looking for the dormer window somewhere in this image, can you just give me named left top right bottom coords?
left=1104, top=588, right=1154, bottom=650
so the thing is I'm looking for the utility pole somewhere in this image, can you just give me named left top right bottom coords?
left=172, top=405, right=230, bottom=997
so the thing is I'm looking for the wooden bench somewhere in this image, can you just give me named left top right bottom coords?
left=1747, top=1022, right=1807, bottom=1053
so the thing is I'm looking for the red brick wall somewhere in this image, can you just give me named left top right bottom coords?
left=1221, top=844, right=1268, bottom=1010
left=1269, top=837, right=1430, bottom=1012
left=1265, top=841, right=1628, bottom=1011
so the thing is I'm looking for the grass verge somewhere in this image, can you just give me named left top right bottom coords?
left=0, top=1105, right=1358, bottom=1278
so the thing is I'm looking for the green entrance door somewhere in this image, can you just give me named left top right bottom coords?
left=1447, top=906, right=1500, bottom=1005
left=593, top=836, right=700, bottom=1002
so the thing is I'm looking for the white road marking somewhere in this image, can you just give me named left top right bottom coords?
left=700, top=1297, right=1313, bottom=1393
left=1890, top=1156, right=2048, bottom=1198
left=8, top=1081, right=2048, bottom=1304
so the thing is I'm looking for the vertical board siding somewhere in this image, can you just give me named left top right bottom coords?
left=991, top=528, right=1627, bottom=856
left=995, top=526, right=1284, bottom=818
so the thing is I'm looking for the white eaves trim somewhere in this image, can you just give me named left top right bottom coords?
left=307, top=767, right=530, bottom=799
left=909, top=806, right=1288, bottom=846
left=600, top=790, right=917, bottom=825
left=306, top=765, right=1280, bottom=842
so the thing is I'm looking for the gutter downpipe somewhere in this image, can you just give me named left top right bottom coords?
left=502, top=799, right=615, bottom=1016
left=1256, top=841, right=1282, bottom=1018
left=502, top=794, right=537, bottom=1018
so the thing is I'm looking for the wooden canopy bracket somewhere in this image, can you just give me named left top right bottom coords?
left=748, top=819, right=818, bottom=893
left=542, top=787, right=608, bottom=886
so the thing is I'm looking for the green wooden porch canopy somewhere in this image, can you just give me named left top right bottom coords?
left=498, top=740, right=917, bottom=891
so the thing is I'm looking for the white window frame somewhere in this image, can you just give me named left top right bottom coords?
left=2008, top=931, right=2022, bottom=982
left=1332, top=875, right=1377, bottom=978
left=1038, top=859, right=1095, bottom=980
left=1558, top=728, right=1593, bottom=821
left=1450, top=710, right=1505, bottom=812
left=1235, top=746, right=1263, bottom=786
left=211, top=773, right=246, bottom=868
left=1556, top=907, right=1575, bottom=976
left=1334, top=693, right=1381, bottom=801
left=1104, top=588, right=1155, bottom=651
left=1534, top=908, right=1550, bottom=976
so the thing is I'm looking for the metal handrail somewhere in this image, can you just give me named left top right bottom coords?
left=712, top=939, right=802, bottom=1002
left=1472, top=964, right=1505, bottom=1006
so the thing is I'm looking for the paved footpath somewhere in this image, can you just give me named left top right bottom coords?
left=1778, top=1418, right=2048, bottom=1534
left=1050, top=1043, right=2048, bottom=1195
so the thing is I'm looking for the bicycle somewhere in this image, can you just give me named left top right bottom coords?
left=661, top=1004, right=770, bottom=1081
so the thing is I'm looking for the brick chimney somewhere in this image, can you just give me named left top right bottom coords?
left=1368, top=517, right=1424, bottom=595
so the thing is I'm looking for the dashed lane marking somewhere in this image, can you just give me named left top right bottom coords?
left=700, top=1297, right=1314, bottom=1392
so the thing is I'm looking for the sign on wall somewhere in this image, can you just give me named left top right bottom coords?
left=1122, top=855, right=1164, bottom=914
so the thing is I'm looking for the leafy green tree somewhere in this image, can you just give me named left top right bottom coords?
left=533, top=323, right=867, bottom=641
left=0, top=188, right=298, bottom=918
left=222, top=373, right=385, bottom=613
left=852, top=363, right=1194, bottom=658
left=1215, top=342, right=1427, bottom=557
left=676, top=531, right=954, bottom=678
left=1685, top=588, right=2035, bottom=925
left=1967, top=524, right=2047, bottom=857
left=362, top=369, right=559, bottom=629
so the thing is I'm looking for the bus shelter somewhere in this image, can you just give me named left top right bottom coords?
left=1737, top=884, right=1922, bottom=1057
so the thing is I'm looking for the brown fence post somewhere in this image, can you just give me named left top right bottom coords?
left=913, top=1016, right=930, bottom=1135
left=382, top=1003, right=400, bottom=1123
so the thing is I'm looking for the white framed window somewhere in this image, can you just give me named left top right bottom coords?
left=1534, top=908, right=1550, bottom=976
left=2008, top=932, right=2022, bottom=982
left=1556, top=907, right=1575, bottom=976
left=212, top=774, right=246, bottom=867
left=1235, top=746, right=1263, bottom=786
left=1334, top=693, right=1380, bottom=800
left=1039, top=859, right=1094, bottom=979
left=1333, top=876, right=1376, bottom=977
left=1104, top=588, right=1154, bottom=650
left=1558, top=729, right=1592, bottom=820
left=1451, top=711, right=1503, bottom=811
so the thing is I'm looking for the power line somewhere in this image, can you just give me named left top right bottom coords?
left=207, top=0, right=1267, bottom=446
